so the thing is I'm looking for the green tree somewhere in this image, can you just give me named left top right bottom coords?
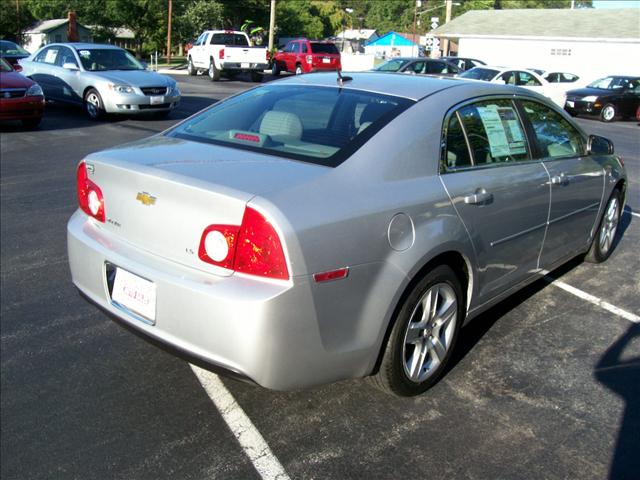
left=174, top=0, right=225, bottom=43
left=276, top=0, right=344, bottom=38
left=105, top=0, right=166, bottom=55
left=0, top=0, right=35, bottom=42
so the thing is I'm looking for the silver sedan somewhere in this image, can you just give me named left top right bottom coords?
left=67, top=73, right=626, bottom=396
left=20, top=43, right=180, bottom=119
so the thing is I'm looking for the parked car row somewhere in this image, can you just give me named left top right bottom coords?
left=1, top=42, right=182, bottom=127
left=369, top=55, right=639, bottom=123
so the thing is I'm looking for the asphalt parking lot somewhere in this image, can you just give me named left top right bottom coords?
left=1, top=73, right=639, bottom=480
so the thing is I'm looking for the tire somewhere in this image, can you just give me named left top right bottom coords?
left=250, top=70, right=262, bottom=83
left=21, top=117, right=41, bottom=129
left=187, top=57, right=196, bottom=76
left=208, top=59, right=220, bottom=81
left=600, top=103, right=616, bottom=122
left=84, top=88, right=104, bottom=120
left=370, top=265, right=464, bottom=396
left=585, top=189, right=622, bottom=263
left=271, top=61, right=280, bottom=76
left=295, top=64, right=303, bottom=75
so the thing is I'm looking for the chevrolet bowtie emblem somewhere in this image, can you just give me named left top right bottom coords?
left=136, top=192, right=156, bottom=206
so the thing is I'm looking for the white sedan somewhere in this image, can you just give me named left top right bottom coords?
left=459, top=66, right=566, bottom=107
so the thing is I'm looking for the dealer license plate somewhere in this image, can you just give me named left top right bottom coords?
left=150, top=95, right=164, bottom=105
left=322, top=58, right=330, bottom=64
left=111, top=267, right=157, bottom=322
left=241, top=62, right=250, bottom=69
left=566, top=100, right=575, bottom=108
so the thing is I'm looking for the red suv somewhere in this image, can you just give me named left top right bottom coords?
left=272, top=39, right=341, bottom=76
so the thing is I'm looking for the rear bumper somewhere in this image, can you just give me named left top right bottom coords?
left=67, top=210, right=372, bottom=390
left=0, top=96, right=44, bottom=121
left=220, top=62, right=269, bottom=72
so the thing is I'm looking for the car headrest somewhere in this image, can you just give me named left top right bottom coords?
left=259, top=111, right=303, bottom=139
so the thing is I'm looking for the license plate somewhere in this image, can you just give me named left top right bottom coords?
left=150, top=95, right=164, bottom=105
left=241, top=62, right=250, bottom=69
left=111, top=267, right=157, bottom=322
left=566, top=100, right=575, bottom=108
left=322, top=58, right=330, bottom=64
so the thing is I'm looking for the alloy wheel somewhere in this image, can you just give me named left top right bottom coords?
left=402, top=283, right=457, bottom=383
left=598, top=196, right=619, bottom=256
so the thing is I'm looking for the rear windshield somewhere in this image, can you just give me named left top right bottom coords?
left=168, top=85, right=413, bottom=167
left=0, top=41, right=29, bottom=55
left=374, top=59, right=410, bottom=72
left=210, top=33, right=249, bottom=46
left=310, top=43, right=339, bottom=54
left=460, top=68, right=499, bottom=81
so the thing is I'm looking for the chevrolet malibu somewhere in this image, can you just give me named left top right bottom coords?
left=68, top=73, right=626, bottom=396
left=19, top=43, right=180, bottom=119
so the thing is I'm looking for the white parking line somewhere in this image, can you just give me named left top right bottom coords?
left=190, top=364, right=291, bottom=480
left=624, top=207, right=640, bottom=218
left=544, top=276, right=640, bottom=323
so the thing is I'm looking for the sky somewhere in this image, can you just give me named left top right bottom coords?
left=592, top=0, right=640, bottom=8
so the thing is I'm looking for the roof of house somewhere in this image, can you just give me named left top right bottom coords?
left=25, top=18, right=90, bottom=34
left=431, top=8, right=640, bottom=41
left=366, top=31, right=418, bottom=47
left=338, top=29, right=379, bottom=40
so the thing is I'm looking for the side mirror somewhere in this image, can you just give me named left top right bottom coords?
left=140, top=61, right=148, bottom=70
left=14, top=64, right=23, bottom=72
left=587, top=134, right=614, bottom=155
left=63, top=62, right=79, bottom=71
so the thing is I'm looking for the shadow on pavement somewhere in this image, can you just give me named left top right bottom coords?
left=594, top=324, right=640, bottom=480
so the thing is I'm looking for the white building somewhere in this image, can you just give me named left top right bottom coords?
left=23, top=18, right=92, bottom=53
left=431, top=8, right=640, bottom=81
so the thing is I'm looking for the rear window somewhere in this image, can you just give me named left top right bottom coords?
left=168, top=85, right=413, bottom=167
left=460, top=68, right=499, bottom=81
left=310, top=43, right=339, bottom=54
left=210, top=33, right=249, bottom=46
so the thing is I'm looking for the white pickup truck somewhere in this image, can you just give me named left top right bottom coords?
left=187, top=30, right=269, bottom=82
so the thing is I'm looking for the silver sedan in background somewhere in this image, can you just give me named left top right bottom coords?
left=67, top=73, right=626, bottom=396
left=19, top=43, right=180, bottom=119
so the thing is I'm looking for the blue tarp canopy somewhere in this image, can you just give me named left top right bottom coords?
left=366, top=31, right=416, bottom=47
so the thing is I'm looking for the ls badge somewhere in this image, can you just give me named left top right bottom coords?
left=136, top=192, right=157, bottom=206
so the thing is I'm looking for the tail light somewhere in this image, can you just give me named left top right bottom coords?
left=219, top=48, right=225, bottom=60
left=266, top=49, right=270, bottom=61
left=199, top=207, right=289, bottom=280
left=306, top=55, right=313, bottom=65
left=76, top=161, right=105, bottom=222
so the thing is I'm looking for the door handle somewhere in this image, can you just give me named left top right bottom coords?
left=551, top=173, right=569, bottom=186
left=464, top=189, right=493, bottom=205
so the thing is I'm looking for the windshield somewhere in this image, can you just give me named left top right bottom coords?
left=459, top=68, right=499, bottom=81
left=310, top=43, right=339, bottom=54
left=587, top=76, right=639, bottom=90
left=374, top=59, right=411, bottom=72
left=168, top=85, right=413, bottom=167
left=0, top=41, right=29, bottom=55
left=0, top=57, right=13, bottom=72
left=77, top=48, right=144, bottom=71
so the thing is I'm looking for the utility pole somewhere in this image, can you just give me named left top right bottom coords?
left=16, top=0, right=21, bottom=43
left=412, top=0, right=419, bottom=57
left=166, top=0, right=172, bottom=64
left=268, top=0, right=276, bottom=54
left=442, top=0, right=452, bottom=56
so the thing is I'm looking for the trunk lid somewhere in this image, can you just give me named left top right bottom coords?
left=84, top=135, right=328, bottom=275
